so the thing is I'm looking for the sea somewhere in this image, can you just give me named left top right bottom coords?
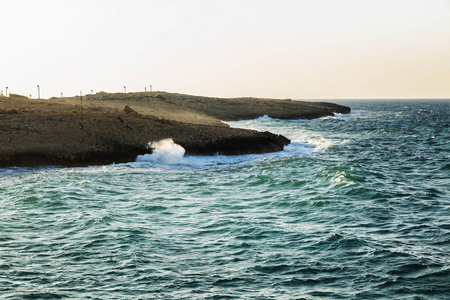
left=1, top=100, right=449, bottom=299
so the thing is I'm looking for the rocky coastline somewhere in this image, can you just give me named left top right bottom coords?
left=0, top=92, right=350, bottom=167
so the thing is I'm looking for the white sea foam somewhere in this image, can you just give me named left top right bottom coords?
left=136, top=138, right=185, bottom=164
left=135, top=139, right=254, bottom=168
left=257, top=115, right=273, bottom=120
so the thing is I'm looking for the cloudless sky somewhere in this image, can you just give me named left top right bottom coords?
left=1, top=0, right=450, bottom=99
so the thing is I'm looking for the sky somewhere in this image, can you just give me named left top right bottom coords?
left=1, top=0, right=450, bottom=99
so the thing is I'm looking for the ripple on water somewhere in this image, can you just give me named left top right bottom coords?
left=1, top=101, right=450, bottom=299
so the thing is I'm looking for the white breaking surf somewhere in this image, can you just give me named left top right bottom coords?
left=137, top=138, right=185, bottom=164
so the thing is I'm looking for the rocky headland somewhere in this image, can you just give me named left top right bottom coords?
left=0, top=92, right=350, bottom=167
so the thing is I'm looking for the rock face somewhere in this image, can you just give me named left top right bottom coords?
left=0, top=92, right=350, bottom=167
left=0, top=104, right=289, bottom=167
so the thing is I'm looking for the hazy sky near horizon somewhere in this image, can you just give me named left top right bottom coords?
left=1, top=0, right=450, bottom=99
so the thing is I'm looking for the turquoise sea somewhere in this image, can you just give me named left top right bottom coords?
left=1, top=100, right=449, bottom=299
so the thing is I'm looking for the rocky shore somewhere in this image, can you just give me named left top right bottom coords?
left=0, top=92, right=350, bottom=167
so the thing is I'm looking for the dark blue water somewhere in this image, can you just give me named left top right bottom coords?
left=1, top=100, right=449, bottom=299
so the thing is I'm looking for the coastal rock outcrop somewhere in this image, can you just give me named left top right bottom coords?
left=0, top=92, right=349, bottom=167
